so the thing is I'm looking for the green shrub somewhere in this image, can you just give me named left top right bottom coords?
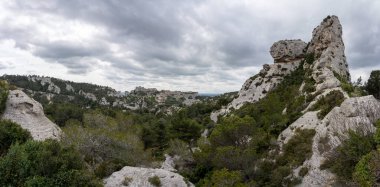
left=279, top=129, right=316, bottom=167
left=0, top=140, right=101, bottom=186
left=305, top=53, right=315, bottom=64
left=353, top=150, right=380, bottom=187
left=299, top=167, right=309, bottom=177
left=148, top=175, right=161, bottom=187
left=200, top=168, right=246, bottom=187
left=310, top=90, right=345, bottom=119
left=321, top=130, right=375, bottom=182
left=0, top=120, right=31, bottom=155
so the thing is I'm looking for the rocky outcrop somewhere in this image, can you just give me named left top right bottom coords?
left=211, top=16, right=350, bottom=123
left=270, top=40, right=307, bottom=63
left=103, top=166, right=193, bottom=187
left=1, top=90, right=62, bottom=140
left=211, top=40, right=306, bottom=122
left=278, top=96, right=380, bottom=186
left=307, top=16, right=349, bottom=80
left=275, top=16, right=375, bottom=186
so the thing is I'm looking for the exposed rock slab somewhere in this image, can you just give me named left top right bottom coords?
left=1, top=90, right=62, bottom=140
left=103, top=166, right=193, bottom=187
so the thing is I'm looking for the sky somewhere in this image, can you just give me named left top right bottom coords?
left=0, top=0, right=379, bottom=93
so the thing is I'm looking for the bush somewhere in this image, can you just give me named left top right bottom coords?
left=321, top=130, right=375, bottom=181
left=0, top=140, right=101, bottom=186
left=148, top=175, right=161, bottom=187
left=299, top=167, right=309, bottom=177
left=0, top=120, right=31, bottom=155
left=353, top=150, right=380, bottom=187
left=310, top=90, right=345, bottom=119
left=200, top=168, right=246, bottom=187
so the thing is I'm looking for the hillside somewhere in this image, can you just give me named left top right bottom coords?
left=0, top=15, right=380, bottom=187
left=1, top=75, right=208, bottom=113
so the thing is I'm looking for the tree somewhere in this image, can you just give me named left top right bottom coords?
left=366, top=70, right=380, bottom=99
left=169, top=114, right=202, bottom=152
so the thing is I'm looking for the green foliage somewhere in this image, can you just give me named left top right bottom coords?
left=45, top=103, right=84, bottom=127
left=353, top=150, right=380, bottom=187
left=374, top=120, right=380, bottom=146
left=304, top=53, right=315, bottom=64
left=321, top=130, right=375, bottom=181
left=257, top=129, right=315, bottom=186
left=280, top=129, right=316, bottom=167
left=299, top=167, right=309, bottom=177
left=148, top=175, right=161, bottom=187
left=62, top=110, right=152, bottom=178
left=310, top=90, right=345, bottom=119
left=0, top=140, right=101, bottom=186
left=169, top=113, right=202, bottom=147
left=142, top=119, right=169, bottom=156
left=200, top=168, right=246, bottom=187
left=0, top=120, right=32, bottom=156
left=0, top=80, right=9, bottom=114
left=366, top=70, right=380, bottom=99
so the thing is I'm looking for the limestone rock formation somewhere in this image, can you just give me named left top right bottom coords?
left=1, top=90, right=62, bottom=140
left=278, top=96, right=380, bottom=186
left=103, top=166, right=193, bottom=187
left=211, top=40, right=306, bottom=122
left=270, top=39, right=307, bottom=63
left=211, top=15, right=380, bottom=186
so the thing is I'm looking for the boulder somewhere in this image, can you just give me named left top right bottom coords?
left=1, top=90, right=62, bottom=140
left=270, top=39, right=307, bottom=63
left=103, top=166, right=193, bottom=187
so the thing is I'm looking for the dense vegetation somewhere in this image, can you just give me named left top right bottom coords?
left=0, top=120, right=101, bottom=186
left=321, top=120, right=380, bottom=186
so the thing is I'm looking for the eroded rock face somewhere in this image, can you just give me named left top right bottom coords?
left=1, top=90, right=62, bottom=140
left=211, top=46, right=304, bottom=122
left=278, top=95, right=380, bottom=186
left=270, top=39, right=307, bottom=63
left=103, top=166, right=193, bottom=187
left=307, top=15, right=349, bottom=80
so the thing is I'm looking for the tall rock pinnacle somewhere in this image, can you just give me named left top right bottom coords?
left=307, top=15, right=350, bottom=80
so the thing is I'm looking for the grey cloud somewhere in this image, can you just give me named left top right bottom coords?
left=1, top=0, right=380, bottom=93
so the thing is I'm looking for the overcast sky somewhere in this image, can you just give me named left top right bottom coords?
left=0, top=0, right=379, bottom=93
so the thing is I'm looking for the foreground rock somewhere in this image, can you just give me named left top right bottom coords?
left=278, top=95, right=380, bottom=186
left=1, top=90, right=62, bottom=140
left=104, top=166, right=193, bottom=187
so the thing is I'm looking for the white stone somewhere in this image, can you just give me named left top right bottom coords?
left=1, top=90, right=62, bottom=140
left=103, top=166, right=193, bottom=187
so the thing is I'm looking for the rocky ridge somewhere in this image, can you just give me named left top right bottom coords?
left=1, top=75, right=200, bottom=112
